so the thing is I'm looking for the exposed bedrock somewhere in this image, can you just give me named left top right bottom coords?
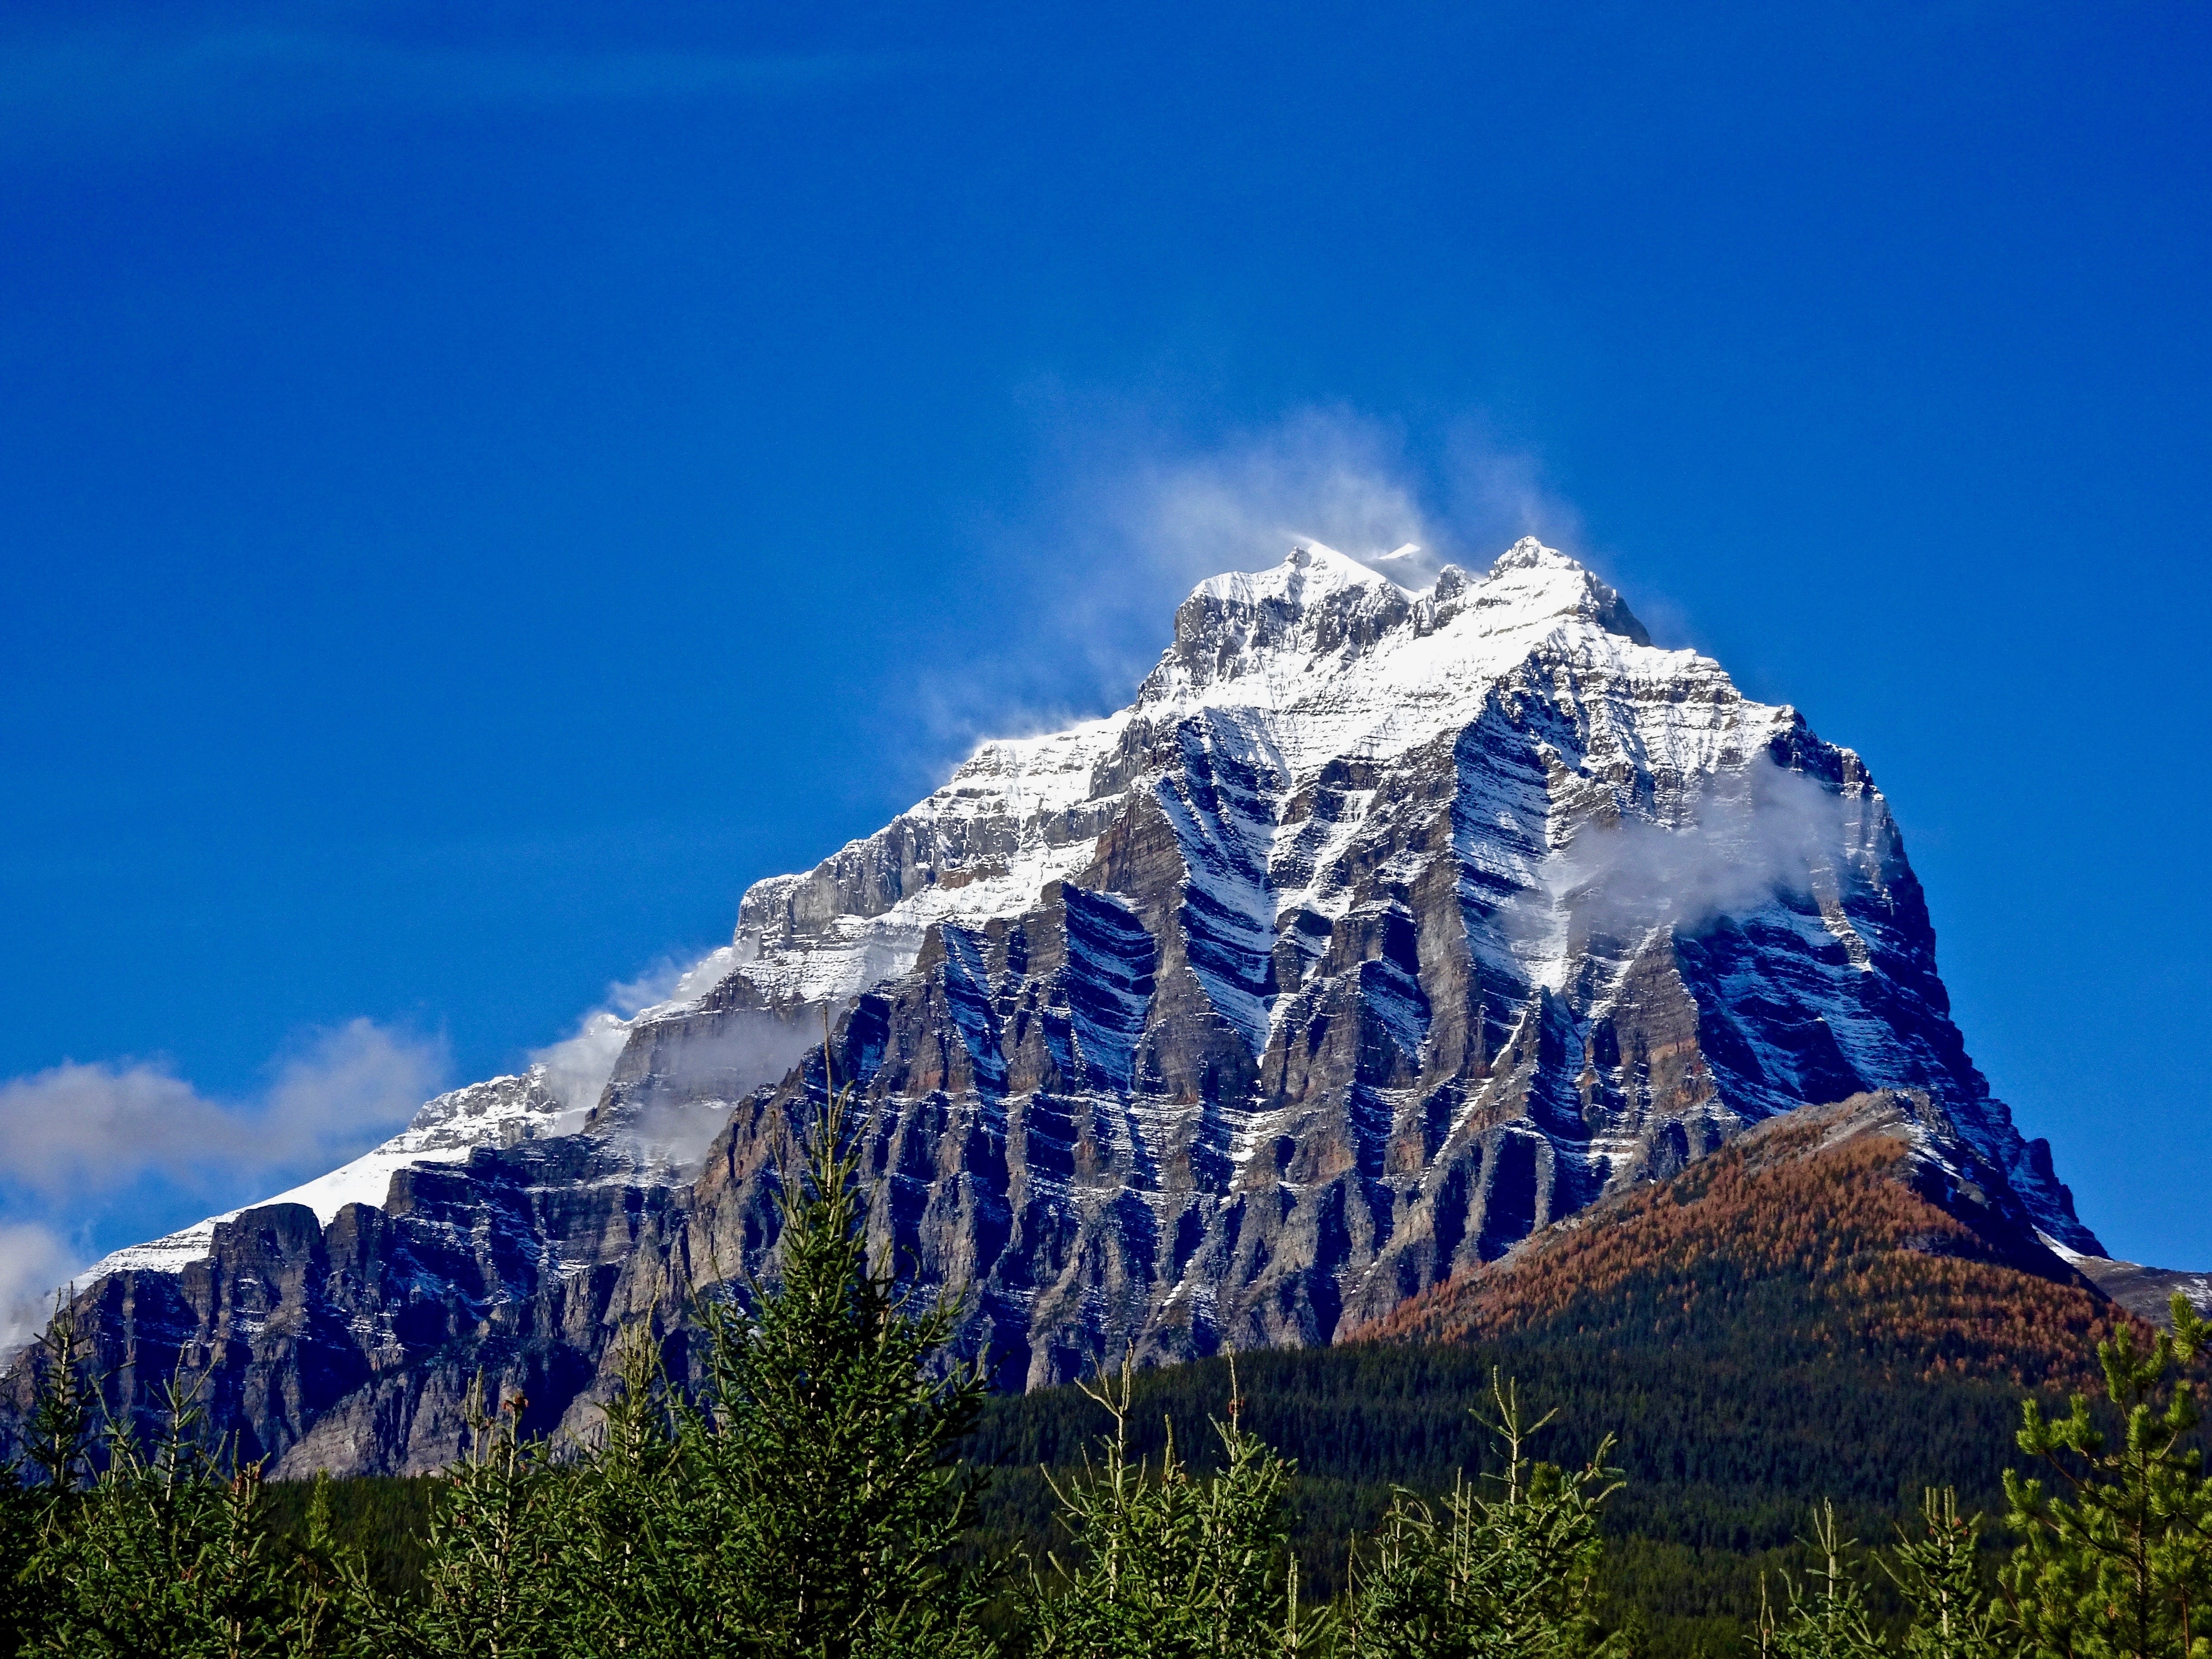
left=3, top=541, right=2109, bottom=1473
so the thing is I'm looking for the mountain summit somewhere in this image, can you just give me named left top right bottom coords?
left=9, top=539, right=2119, bottom=1472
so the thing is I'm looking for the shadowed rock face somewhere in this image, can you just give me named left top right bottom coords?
left=3, top=540, right=2109, bottom=1473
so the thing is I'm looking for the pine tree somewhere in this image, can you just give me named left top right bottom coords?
left=1024, top=1350, right=1307, bottom=1658
left=1756, top=1501, right=1884, bottom=1659
left=17, top=1301, right=95, bottom=1501
left=33, top=1369, right=305, bottom=1659
left=2001, top=1292, right=2212, bottom=1659
left=551, top=1328, right=701, bottom=1657
left=684, top=1071, right=994, bottom=1658
left=0, top=1298, right=93, bottom=1659
left=1337, top=1370, right=1627, bottom=1659
left=0, top=1436, right=45, bottom=1659
left=1884, top=1490, right=2015, bottom=1659
left=283, top=1475, right=355, bottom=1659
left=359, top=1378, right=564, bottom=1659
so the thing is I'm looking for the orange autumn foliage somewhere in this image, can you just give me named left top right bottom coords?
left=1360, top=1106, right=2142, bottom=1391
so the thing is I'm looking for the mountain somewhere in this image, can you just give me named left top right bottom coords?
left=1359, top=1089, right=2131, bottom=1384
left=3, top=539, right=2165, bottom=1475
left=955, top=1092, right=2148, bottom=1656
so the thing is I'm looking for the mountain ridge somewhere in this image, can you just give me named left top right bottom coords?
left=7, top=536, right=2167, bottom=1476
left=1356, top=1089, right=2138, bottom=1383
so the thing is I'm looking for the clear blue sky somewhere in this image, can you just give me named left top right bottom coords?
left=2, top=1, right=2206, bottom=1279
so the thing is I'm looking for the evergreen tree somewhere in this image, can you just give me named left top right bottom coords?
left=358, top=1378, right=564, bottom=1659
left=1755, top=1502, right=1884, bottom=1659
left=32, top=1369, right=326, bottom=1659
left=2001, top=1293, right=2212, bottom=1659
left=684, top=1074, right=994, bottom=1658
left=1884, top=1490, right=2015, bottom=1659
left=17, top=1301, right=95, bottom=1500
left=1024, top=1350, right=1308, bottom=1657
left=1337, top=1371, right=1627, bottom=1659
left=0, top=1298, right=93, bottom=1659
left=550, top=1329, right=700, bottom=1657
left=283, top=1476, right=356, bottom=1659
left=0, top=1467, right=35, bottom=1659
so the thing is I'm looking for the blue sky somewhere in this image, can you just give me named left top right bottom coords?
left=1, top=0, right=2206, bottom=1307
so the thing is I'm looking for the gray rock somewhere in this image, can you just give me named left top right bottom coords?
left=2, top=539, right=2136, bottom=1472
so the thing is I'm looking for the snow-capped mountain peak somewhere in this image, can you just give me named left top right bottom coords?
left=20, top=534, right=2122, bottom=1475
left=1192, top=538, right=1415, bottom=607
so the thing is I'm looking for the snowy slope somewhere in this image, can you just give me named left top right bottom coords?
left=88, top=1071, right=572, bottom=1277
left=21, top=533, right=2137, bottom=1472
left=74, top=537, right=2099, bottom=1298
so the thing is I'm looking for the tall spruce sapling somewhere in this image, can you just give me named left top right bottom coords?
left=360, top=1376, right=564, bottom=1659
left=32, top=1362, right=325, bottom=1659
left=551, top=1327, right=700, bottom=1656
left=689, top=1052, right=994, bottom=1658
left=2, top=1298, right=96, bottom=1657
left=1884, top=1489, right=2015, bottom=1659
left=2001, top=1291, right=2212, bottom=1659
left=0, top=1451, right=35, bottom=1659
left=1337, top=1369, right=1627, bottom=1659
left=1756, top=1501, right=1885, bottom=1659
left=18, top=1300, right=94, bottom=1501
left=1766, top=1486, right=2022, bottom=1659
left=284, top=1475, right=355, bottom=1659
left=1026, top=1349, right=1306, bottom=1658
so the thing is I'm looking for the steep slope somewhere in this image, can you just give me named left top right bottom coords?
left=649, top=539, right=2103, bottom=1392
left=2, top=539, right=2136, bottom=1474
left=958, top=1102, right=2149, bottom=1657
left=2057, top=1251, right=2212, bottom=1327
left=1360, top=1091, right=2138, bottom=1388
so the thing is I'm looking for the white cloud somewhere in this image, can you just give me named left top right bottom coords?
left=0, top=1061, right=209, bottom=1202
left=527, top=959, right=685, bottom=1116
left=529, top=1009, right=636, bottom=1119
left=1128, top=408, right=1437, bottom=589
left=0, top=1020, right=447, bottom=1329
left=1528, top=755, right=1855, bottom=945
left=0, top=1020, right=445, bottom=1204
left=1083, top=404, right=1586, bottom=601
left=910, top=403, right=1588, bottom=781
left=0, top=1222, right=82, bottom=1354
left=1437, top=419, right=1586, bottom=565
left=525, top=947, right=752, bottom=1116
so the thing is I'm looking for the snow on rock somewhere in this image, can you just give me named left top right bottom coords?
left=38, top=533, right=2138, bottom=1471
left=713, top=540, right=1723, bottom=1013
left=89, top=1071, right=569, bottom=1278
left=80, top=536, right=2104, bottom=1301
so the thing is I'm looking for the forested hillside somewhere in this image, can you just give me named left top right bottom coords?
left=960, top=1095, right=2157, bottom=1651
left=1365, top=1093, right=2130, bottom=1387
left=7, top=1089, right=2203, bottom=1658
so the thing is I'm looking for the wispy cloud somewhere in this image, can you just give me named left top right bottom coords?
left=1128, top=408, right=1437, bottom=590
left=0, top=1018, right=446, bottom=1344
left=0, top=1222, right=79, bottom=1358
left=1529, top=755, right=1855, bottom=945
left=0, top=1019, right=443, bottom=1201
left=0, top=14, right=904, bottom=155
left=526, top=947, right=745, bottom=1116
left=524, top=947, right=818, bottom=1172
left=910, top=402, right=1586, bottom=783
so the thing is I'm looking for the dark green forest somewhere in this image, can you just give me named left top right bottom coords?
left=961, top=1335, right=2065, bottom=1645
left=7, top=1094, right=2208, bottom=1657
left=256, top=1334, right=2094, bottom=1657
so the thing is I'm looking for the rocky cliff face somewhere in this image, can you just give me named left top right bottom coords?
left=3, top=539, right=2115, bottom=1473
left=1362, top=1089, right=2139, bottom=1392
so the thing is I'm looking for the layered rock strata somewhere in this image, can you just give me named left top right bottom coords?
left=4, top=539, right=2115, bottom=1473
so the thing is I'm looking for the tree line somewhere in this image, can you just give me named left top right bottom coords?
left=2, top=1086, right=2206, bottom=1659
